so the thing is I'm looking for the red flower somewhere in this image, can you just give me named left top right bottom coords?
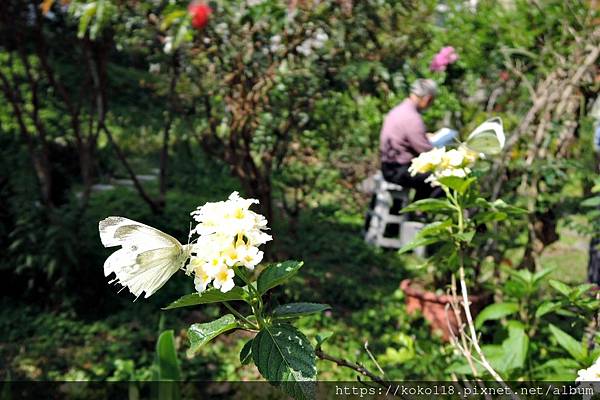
left=188, top=2, right=212, bottom=30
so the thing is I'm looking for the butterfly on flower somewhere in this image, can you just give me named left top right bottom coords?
left=99, top=217, right=191, bottom=299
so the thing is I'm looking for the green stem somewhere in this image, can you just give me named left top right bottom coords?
left=233, top=266, right=266, bottom=329
left=223, top=301, right=258, bottom=330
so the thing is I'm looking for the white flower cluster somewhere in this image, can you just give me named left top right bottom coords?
left=296, top=28, right=328, bottom=56
left=186, top=192, right=272, bottom=293
left=577, top=357, right=600, bottom=382
left=409, top=146, right=480, bottom=186
left=247, top=0, right=265, bottom=6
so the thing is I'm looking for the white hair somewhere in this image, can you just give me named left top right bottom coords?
left=410, top=79, right=438, bottom=98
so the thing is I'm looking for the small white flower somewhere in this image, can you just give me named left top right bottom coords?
left=238, top=245, right=263, bottom=270
left=576, top=358, right=600, bottom=400
left=409, top=147, right=446, bottom=175
left=222, top=244, right=242, bottom=267
left=443, top=149, right=465, bottom=167
left=193, top=264, right=213, bottom=293
left=213, top=265, right=235, bottom=293
left=577, top=357, right=600, bottom=382
left=247, top=0, right=264, bottom=6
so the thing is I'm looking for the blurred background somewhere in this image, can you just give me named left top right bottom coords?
left=0, top=0, right=598, bottom=386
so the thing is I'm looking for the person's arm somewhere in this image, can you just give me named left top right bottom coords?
left=406, top=118, right=433, bottom=153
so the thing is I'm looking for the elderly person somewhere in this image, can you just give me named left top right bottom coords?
left=379, top=79, right=440, bottom=201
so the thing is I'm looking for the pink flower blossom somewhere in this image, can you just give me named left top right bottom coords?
left=430, top=46, right=459, bottom=72
left=188, top=2, right=212, bottom=30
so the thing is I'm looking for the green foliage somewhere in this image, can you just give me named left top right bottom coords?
left=257, top=261, right=304, bottom=295
left=272, top=303, right=331, bottom=320
left=164, top=288, right=249, bottom=310
left=188, top=315, right=239, bottom=356
left=475, top=302, right=520, bottom=329
left=252, top=324, right=316, bottom=400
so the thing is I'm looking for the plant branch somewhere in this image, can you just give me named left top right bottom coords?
left=315, top=348, right=389, bottom=388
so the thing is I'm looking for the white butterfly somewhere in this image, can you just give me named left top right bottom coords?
left=463, top=117, right=505, bottom=156
left=99, top=217, right=191, bottom=299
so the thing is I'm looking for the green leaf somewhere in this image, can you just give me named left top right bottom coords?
left=252, top=324, right=316, bottom=400
left=400, top=198, right=453, bottom=213
left=77, top=3, right=97, bottom=38
left=536, top=358, right=581, bottom=372
left=549, top=324, right=587, bottom=363
left=532, top=267, right=555, bottom=285
left=415, top=220, right=452, bottom=238
left=535, top=301, right=562, bottom=319
left=398, top=236, right=440, bottom=254
left=549, top=280, right=571, bottom=297
left=273, top=303, right=331, bottom=319
left=315, top=332, right=333, bottom=348
left=474, top=210, right=507, bottom=224
left=487, top=325, right=528, bottom=374
left=438, top=176, right=475, bottom=194
left=188, top=314, right=238, bottom=356
left=257, top=261, right=304, bottom=295
left=163, top=287, right=248, bottom=310
left=155, top=330, right=181, bottom=381
left=581, top=196, right=600, bottom=208
left=475, top=302, right=520, bottom=329
left=240, top=339, right=253, bottom=365
left=455, top=230, right=475, bottom=244
left=571, top=284, right=594, bottom=300
left=491, top=199, right=528, bottom=213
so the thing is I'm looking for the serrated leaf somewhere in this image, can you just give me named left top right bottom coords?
left=475, top=302, right=520, bottom=329
left=257, top=261, right=303, bottom=295
left=188, top=314, right=238, bottom=356
left=273, top=303, right=331, bottom=319
left=163, top=287, right=248, bottom=310
left=240, top=339, right=253, bottom=365
left=549, top=324, right=587, bottom=363
left=252, top=324, right=316, bottom=400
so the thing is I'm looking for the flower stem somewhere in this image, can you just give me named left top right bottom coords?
left=233, top=266, right=266, bottom=329
left=223, top=301, right=258, bottom=330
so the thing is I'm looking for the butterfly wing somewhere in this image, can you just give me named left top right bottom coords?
left=465, top=117, right=505, bottom=155
left=104, top=247, right=189, bottom=298
left=99, top=217, right=190, bottom=298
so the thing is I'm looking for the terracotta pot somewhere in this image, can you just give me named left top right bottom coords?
left=400, top=279, right=490, bottom=342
